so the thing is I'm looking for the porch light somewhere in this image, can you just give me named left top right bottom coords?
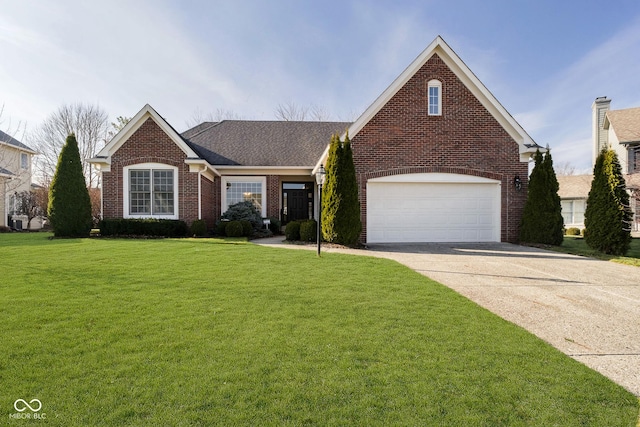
left=316, top=165, right=326, bottom=256
left=514, top=175, right=522, bottom=191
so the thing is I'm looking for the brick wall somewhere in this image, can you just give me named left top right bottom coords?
left=102, top=118, right=210, bottom=226
left=201, top=175, right=216, bottom=228
left=266, top=175, right=281, bottom=219
left=351, top=53, right=528, bottom=243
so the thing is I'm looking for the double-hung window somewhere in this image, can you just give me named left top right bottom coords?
left=124, top=164, right=178, bottom=218
left=428, top=79, right=442, bottom=116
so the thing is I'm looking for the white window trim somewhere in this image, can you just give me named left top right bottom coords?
left=20, top=153, right=29, bottom=170
left=427, top=79, right=442, bottom=116
left=221, top=176, right=267, bottom=217
left=123, top=163, right=179, bottom=220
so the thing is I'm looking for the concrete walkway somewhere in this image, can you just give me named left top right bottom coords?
left=254, top=237, right=640, bottom=396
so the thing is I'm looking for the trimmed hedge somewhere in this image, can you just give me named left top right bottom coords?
left=99, top=219, right=189, bottom=237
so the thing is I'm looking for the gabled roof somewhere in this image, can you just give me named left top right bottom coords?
left=94, top=104, right=200, bottom=161
left=0, top=129, right=36, bottom=153
left=604, top=107, right=640, bottom=145
left=183, top=120, right=349, bottom=167
left=316, top=35, right=538, bottom=172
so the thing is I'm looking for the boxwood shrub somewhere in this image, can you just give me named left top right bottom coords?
left=285, top=221, right=301, bottom=241
left=565, top=227, right=581, bottom=236
left=240, top=220, right=253, bottom=237
left=190, top=219, right=208, bottom=237
left=299, top=219, right=317, bottom=242
left=225, top=220, right=244, bottom=237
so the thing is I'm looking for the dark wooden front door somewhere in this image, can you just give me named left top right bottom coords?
left=282, top=183, right=313, bottom=224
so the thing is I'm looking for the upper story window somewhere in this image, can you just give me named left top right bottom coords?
left=20, top=153, right=28, bottom=169
left=123, top=163, right=178, bottom=219
left=428, top=79, right=442, bottom=116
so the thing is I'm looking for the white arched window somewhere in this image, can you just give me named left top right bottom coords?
left=428, top=79, right=442, bottom=116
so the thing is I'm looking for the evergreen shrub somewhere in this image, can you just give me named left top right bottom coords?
left=225, top=220, right=244, bottom=237
left=48, top=133, right=93, bottom=237
left=215, top=220, right=228, bottom=236
left=240, top=220, right=253, bottom=237
left=299, top=219, right=317, bottom=242
left=222, top=201, right=262, bottom=230
left=190, top=219, right=207, bottom=237
left=565, top=227, right=581, bottom=236
left=99, top=218, right=188, bottom=237
left=285, top=221, right=301, bottom=241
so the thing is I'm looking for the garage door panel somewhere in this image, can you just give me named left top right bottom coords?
left=367, top=180, right=500, bottom=243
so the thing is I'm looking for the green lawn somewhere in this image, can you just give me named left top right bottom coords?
left=555, top=236, right=640, bottom=267
left=1, top=233, right=638, bottom=426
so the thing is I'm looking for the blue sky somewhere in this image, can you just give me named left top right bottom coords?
left=1, top=0, right=640, bottom=171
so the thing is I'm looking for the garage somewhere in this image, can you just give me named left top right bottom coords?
left=366, top=173, right=501, bottom=243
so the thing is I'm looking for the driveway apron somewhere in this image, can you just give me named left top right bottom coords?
left=254, top=238, right=640, bottom=396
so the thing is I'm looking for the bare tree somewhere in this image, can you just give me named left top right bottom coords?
left=29, top=103, right=109, bottom=187
left=12, top=189, right=46, bottom=229
left=107, top=116, right=131, bottom=141
left=184, top=108, right=243, bottom=129
left=274, top=102, right=333, bottom=121
left=554, top=161, right=577, bottom=176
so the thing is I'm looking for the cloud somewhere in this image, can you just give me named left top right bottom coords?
left=514, top=16, right=640, bottom=170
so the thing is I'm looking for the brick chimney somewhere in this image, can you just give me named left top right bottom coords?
left=592, top=96, right=611, bottom=166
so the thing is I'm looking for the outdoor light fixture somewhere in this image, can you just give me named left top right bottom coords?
left=315, top=165, right=326, bottom=256
left=514, top=175, right=522, bottom=191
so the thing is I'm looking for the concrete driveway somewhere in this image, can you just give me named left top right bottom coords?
left=366, top=242, right=640, bottom=396
left=255, top=238, right=640, bottom=396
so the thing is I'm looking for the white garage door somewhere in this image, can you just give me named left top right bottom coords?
left=367, top=173, right=501, bottom=243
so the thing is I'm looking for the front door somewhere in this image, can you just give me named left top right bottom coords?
left=282, top=183, right=313, bottom=224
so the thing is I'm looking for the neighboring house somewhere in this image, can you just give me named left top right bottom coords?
left=558, top=98, right=640, bottom=231
left=557, top=174, right=591, bottom=229
left=90, top=36, right=539, bottom=243
left=0, top=129, right=38, bottom=229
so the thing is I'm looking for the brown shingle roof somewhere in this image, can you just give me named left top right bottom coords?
left=182, top=121, right=350, bottom=166
left=604, top=107, right=640, bottom=145
left=557, top=175, right=593, bottom=199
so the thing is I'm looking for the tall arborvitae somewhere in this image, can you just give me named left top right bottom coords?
left=48, top=133, right=93, bottom=237
left=519, top=148, right=564, bottom=244
left=541, top=149, right=564, bottom=245
left=335, top=132, right=361, bottom=245
left=584, top=148, right=632, bottom=255
left=321, top=134, right=342, bottom=243
left=519, top=149, right=544, bottom=243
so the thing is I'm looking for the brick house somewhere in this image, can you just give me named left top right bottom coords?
left=91, top=36, right=539, bottom=243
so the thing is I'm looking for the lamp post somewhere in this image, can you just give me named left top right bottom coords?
left=315, top=165, right=326, bottom=256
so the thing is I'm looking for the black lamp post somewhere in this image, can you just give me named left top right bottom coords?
left=315, top=165, right=326, bottom=256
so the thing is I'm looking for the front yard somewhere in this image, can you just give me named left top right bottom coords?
left=1, top=233, right=638, bottom=426
left=555, top=236, right=640, bottom=267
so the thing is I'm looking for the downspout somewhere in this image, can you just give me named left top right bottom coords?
left=198, top=170, right=202, bottom=220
